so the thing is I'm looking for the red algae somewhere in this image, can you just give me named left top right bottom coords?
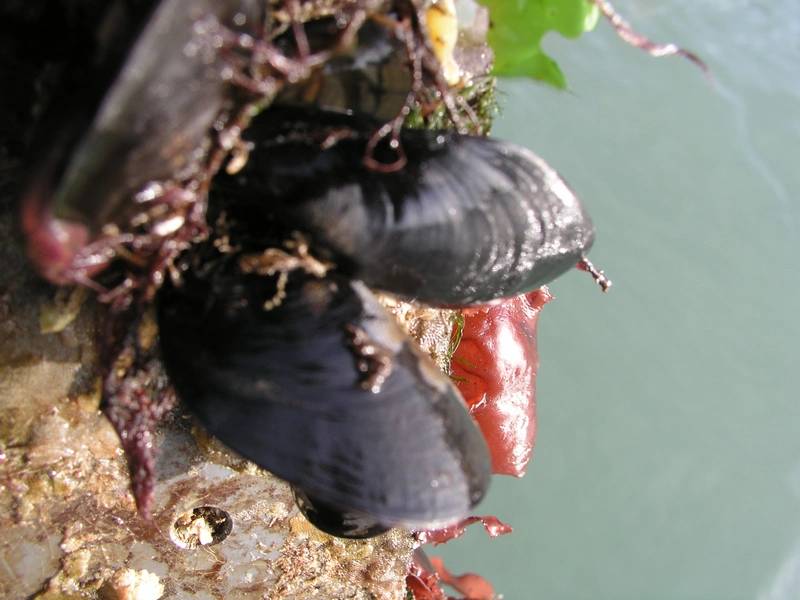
left=406, top=562, right=448, bottom=600
left=451, top=288, right=552, bottom=476
left=406, top=554, right=499, bottom=600
left=418, top=515, right=512, bottom=546
left=430, top=556, right=496, bottom=600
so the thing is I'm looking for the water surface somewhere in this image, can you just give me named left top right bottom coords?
left=440, top=2, right=800, bottom=598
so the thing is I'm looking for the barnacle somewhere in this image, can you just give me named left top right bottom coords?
left=18, top=0, right=602, bottom=545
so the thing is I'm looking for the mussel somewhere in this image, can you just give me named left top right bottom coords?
left=17, top=0, right=604, bottom=541
left=292, top=486, right=392, bottom=539
left=213, top=106, right=596, bottom=305
left=21, top=0, right=266, bottom=284
left=275, top=18, right=412, bottom=121
left=157, top=249, right=491, bottom=530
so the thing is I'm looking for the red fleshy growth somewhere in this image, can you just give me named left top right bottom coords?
left=19, top=182, right=94, bottom=287
left=407, top=562, right=448, bottom=600
left=451, top=288, right=552, bottom=476
left=100, top=313, right=176, bottom=518
left=406, top=554, right=498, bottom=600
left=429, top=556, right=496, bottom=600
left=418, top=515, right=513, bottom=546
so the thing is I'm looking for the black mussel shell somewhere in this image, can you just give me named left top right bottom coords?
left=22, top=0, right=265, bottom=282
left=213, top=107, right=596, bottom=306
left=276, top=19, right=411, bottom=121
left=293, top=486, right=390, bottom=539
left=50, top=0, right=265, bottom=229
left=157, top=254, right=491, bottom=529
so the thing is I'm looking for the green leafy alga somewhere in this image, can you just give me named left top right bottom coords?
left=478, top=0, right=600, bottom=88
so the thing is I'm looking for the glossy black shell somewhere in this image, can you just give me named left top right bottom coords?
left=17, top=0, right=602, bottom=539
left=293, top=487, right=390, bottom=539
left=157, top=255, right=491, bottom=527
left=38, top=0, right=264, bottom=232
left=213, top=108, right=596, bottom=305
left=276, top=19, right=411, bottom=121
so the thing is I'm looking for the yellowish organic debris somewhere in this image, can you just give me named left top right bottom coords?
left=426, top=0, right=461, bottom=85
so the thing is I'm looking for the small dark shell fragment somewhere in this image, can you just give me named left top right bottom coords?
left=157, top=254, right=491, bottom=528
left=213, top=108, right=596, bottom=305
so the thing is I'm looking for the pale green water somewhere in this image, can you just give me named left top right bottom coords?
left=439, top=2, right=800, bottom=598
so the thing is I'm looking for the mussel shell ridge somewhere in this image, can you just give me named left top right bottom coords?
left=157, top=257, right=491, bottom=527
left=33, top=0, right=265, bottom=232
left=21, top=0, right=265, bottom=284
left=213, top=108, right=596, bottom=305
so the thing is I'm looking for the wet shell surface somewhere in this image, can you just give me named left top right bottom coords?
left=276, top=18, right=412, bottom=121
left=21, top=0, right=265, bottom=283
left=213, top=107, right=596, bottom=305
left=157, top=253, right=491, bottom=529
left=14, top=0, right=603, bottom=544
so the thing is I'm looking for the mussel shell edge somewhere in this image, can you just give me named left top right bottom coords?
left=157, top=260, right=491, bottom=527
left=212, top=109, right=596, bottom=306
